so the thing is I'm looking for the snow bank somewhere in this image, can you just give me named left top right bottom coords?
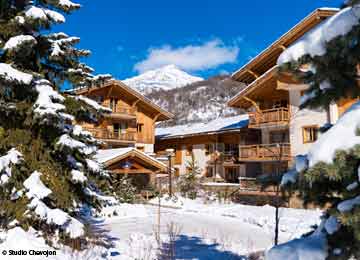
left=149, top=195, right=322, bottom=239
left=278, top=5, right=360, bottom=64
left=308, top=101, right=360, bottom=166
left=0, top=227, right=107, bottom=260
left=266, top=232, right=328, bottom=260
left=101, top=204, right=148, bottom=219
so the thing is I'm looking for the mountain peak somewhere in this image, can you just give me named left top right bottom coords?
left=123, top=65, right=203, bottom=94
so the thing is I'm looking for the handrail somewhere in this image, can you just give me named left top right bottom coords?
left=83, top=127, right=136, bottom=141
left=110, top=106, right=136, bottom=115
left=249, top=107, right=289, bottom=126
left=239, top=143, right=291, bottom=160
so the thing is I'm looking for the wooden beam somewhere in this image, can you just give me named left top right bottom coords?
left=246, top=69, right=259, bottom=79
left=278, top=45, right=286, bottom=51
left=132, top=99, right=140, bottom=108
left=111, top=169, right=154, bottom=174
left=243, top=97, right=262, bottom=112
left=106, top=85, right=114, bottom=99
left=153, top=113, right=162, bottom=122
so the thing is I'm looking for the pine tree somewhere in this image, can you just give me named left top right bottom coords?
left=178, top=154, right=201, bottom=199
left=0, top=0, right=115, bottom=249
left=278, top=1, right=360, bottom=258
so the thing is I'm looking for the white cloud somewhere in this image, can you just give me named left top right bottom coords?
left=134, top=39, right=239, bottom=73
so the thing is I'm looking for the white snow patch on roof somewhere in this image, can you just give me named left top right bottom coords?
left=23, top=171, right=51, bottom=199
left=278, top=5, right=360, bottom=64
left=95, top=147, right=168, bottom=169
left=156, top=114, right=249, bottom=138
left=308, top=101, right=360, bottom=167
left=95, top=147, right=133, bottom=163
left=0, top=63, right=33, bottom=84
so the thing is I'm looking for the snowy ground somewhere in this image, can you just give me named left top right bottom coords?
left=0, top=196, right=323, bottom=260
left=103, top=196, right=323, bottom=260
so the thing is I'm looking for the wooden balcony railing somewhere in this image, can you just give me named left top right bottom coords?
left=249, top=107, right=289, bottom=128
left=111, top=106, right=136, bottom=116
left=84, top=128, right=136, bottom=142
left=239, top=143, right=291, bottom=161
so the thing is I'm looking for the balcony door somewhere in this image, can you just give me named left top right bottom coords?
left=110, top=98, right=118, bottom=112
left=113, top=122, right=128, bottom=136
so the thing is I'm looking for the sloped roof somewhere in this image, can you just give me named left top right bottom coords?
left=231, top=8, right=338, bottom=84
left=95, top=147, right=168, bottom=171
left=156, top=114, right=249, bottom=139
left=69, top=80, right=174, bottom=122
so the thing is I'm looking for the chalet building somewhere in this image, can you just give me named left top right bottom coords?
left=71, top=80, right=174, bottom=188
left=73, top=80, right=173, bottom=154
left=228, top=8, right=357, bottom=180
left=95, top=147, right=169, bottom=189
left=155, top=115, right=254, bottom=183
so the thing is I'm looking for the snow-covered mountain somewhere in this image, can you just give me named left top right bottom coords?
left=123, top=65, right=203, bottom=94
left=146, top=75, right=246, bottom=126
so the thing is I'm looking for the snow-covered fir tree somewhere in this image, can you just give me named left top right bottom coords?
left=270, top=1, right=360, bottom=259
left=0, top=0, right=116, bottom=249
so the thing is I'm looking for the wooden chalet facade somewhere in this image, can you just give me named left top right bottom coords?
left=71, top=80, right=174, bottom=188
left=155, top=115, right=254, bottom=183
left=73, top=80, right=173, bottom=153
left=228, top=8, right=358, bottom=183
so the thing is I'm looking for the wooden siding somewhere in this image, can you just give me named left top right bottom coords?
left=76, top=84, right=160, bottom=147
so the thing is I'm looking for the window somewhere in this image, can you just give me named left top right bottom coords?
left=137, top=123, right=144, bottom=133
left=303, top=126, right=319, bottom=143
left=109, top=98, right=118, bottom=111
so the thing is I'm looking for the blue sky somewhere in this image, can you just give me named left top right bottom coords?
left=55, top=0, right=343, bottom=80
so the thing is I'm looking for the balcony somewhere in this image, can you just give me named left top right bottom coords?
left=239, top=143, right=291, bottom=162
left=106, top=106, right=137, bottom=119
left=84, top=128, right=136, bottom=143
left=248, top=107, right=289, bottom=128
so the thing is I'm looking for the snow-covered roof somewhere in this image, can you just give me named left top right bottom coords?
left=67, top=80, right=174, bottom=122
left=278, top=5, right=360, bottom=65
left=231, top=8, right=338, bottom=83
left=95, top=147, right=134, bottom=163
left=156, top=114, right=249, bottom=139
left=95, top=147, right=168, bottom=169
